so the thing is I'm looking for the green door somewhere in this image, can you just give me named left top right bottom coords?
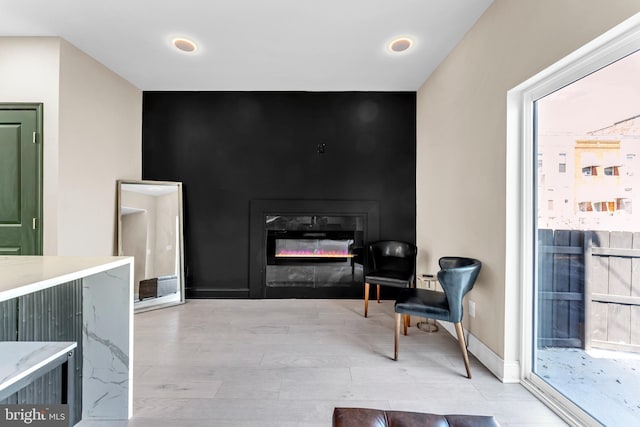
left=0, top=104, right=43, bottom=255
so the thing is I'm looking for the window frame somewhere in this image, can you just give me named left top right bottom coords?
left=604, top=166, right=619, bottom=176
left=558, top=152, right=567, bottom=173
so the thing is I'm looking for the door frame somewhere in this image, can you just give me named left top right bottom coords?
left=506, top=13, right=640, bottom=427
left=0, top=103, right=44, bottom=255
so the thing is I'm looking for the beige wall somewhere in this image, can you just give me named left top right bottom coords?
left=416, top=0, right=640, bottom=363
left=58, top=40, right=141, bottom=255
left=0, top=37, right=141, bottom=256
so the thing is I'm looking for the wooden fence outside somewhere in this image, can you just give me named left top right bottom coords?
left=538, top=229, right=640, bottom=353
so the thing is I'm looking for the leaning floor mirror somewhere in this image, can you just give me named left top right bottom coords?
left=117, top=180, right=186, bottom=312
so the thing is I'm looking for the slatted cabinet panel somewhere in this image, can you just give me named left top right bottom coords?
left=0, top=299, right=18, bottom=403
left=0, top=280, right=83, bottom=424
left=0, top=299, right=17, bottom=340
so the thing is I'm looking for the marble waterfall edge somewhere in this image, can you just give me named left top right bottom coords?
left=82, top=264, right=133, bottom=419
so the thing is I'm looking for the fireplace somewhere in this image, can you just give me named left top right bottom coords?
left=269, top=232, right=353, bottom=263
left=249, top=200, right=379, bottom=298
left=264, top=214, right=364, bottom=293
left=267, top=223, right=358, bottom=265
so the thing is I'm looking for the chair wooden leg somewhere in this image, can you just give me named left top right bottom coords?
left=406, top=282, right=414, bottom=327
left=376, top=285, right=380, bottom=303
left=394, top=313, right=401, bottom=361
left=454, top=322, right=472, bottom=379
left=364, top=282, right=370, bottom=317
left=403, top=314, right=408, bottom=336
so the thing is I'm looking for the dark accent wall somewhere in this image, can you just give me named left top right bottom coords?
left=142, top=91, right=416, bottom=298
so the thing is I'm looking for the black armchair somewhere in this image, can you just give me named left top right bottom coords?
left=393, top=256, right=481, bottom=378
left=363, top=241, right=417, bottom=318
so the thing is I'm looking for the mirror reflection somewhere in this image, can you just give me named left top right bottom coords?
left=117, top=180, right=185, bottom=312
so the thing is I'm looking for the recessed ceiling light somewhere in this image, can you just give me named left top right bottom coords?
left=388, top=37, right=413, bottom=53
left=172, top=37, right=198, bottom=53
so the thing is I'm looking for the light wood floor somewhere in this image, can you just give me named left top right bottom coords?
left=80, top=299, right=567, bottom=426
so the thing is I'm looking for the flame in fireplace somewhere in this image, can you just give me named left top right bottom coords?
left=276, top=249, right=354, bottom=258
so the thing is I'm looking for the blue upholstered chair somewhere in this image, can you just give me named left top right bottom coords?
left=393, top=256, right=481, bottom=378
left=363, top=241, right=417, bottom=318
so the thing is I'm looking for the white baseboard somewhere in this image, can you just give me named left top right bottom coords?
left=438, top=321, right=520, bottom=383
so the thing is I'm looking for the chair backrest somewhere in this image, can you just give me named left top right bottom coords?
left=437, top=257, right=481, bottom=323
left=367, top=241, right=417, bottom=275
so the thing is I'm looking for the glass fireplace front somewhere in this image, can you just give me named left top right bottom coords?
left=264, top=215, right=364, bottom=289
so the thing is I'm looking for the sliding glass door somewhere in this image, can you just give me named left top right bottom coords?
left=531, top=50, right=640, bottom=426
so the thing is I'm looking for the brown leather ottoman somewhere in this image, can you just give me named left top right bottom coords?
left=333, top=407, right=500, bottom=427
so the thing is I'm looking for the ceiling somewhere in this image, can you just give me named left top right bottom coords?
left=0, top=0, right=493, bottom=91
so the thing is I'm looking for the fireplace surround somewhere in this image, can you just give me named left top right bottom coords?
left=249, top=200, right=379, bottom=298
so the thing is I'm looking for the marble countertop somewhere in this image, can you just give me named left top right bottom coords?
left=0, top=256, right=133, bottom=302
left=0, top=341, right=77, bottom=393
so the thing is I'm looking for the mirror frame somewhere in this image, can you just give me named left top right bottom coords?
left=117, top=179, right=186, bottom=313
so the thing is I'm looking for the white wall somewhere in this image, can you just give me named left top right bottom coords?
left=0, top=37, right=142, bottom=256
left=0, top=37, right=61, bottom=255
left=416, top=0, right=640, bottom=369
